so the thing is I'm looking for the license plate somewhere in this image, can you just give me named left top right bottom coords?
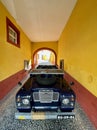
left=57, top=115, right=75, bottom=119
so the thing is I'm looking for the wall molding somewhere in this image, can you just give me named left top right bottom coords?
left=65, top=72, right=97, bottom=129
left=0, top=70, right=28, bottom=100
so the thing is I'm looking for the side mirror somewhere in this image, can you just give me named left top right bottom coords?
left=70, top=81, right=74, bottom=86
left=18, top=81, right=22, bottom=86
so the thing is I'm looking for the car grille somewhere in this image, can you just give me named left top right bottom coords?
left=33, top=90, right=59, bottom=103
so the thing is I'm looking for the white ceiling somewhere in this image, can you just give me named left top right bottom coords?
left=1, top=0, right=77, bottom=42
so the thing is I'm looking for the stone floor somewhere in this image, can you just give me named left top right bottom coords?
left=0, top=80, right=96, bottom=130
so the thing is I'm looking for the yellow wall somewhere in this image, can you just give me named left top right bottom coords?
left=58, top=0, right=97, bottom=97
left=31, top=41, right=58, bottom=63
left=0, top=2, right=31, bottom=81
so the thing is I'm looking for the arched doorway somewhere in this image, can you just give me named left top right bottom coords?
left=33, top=48, right=57, bottom=67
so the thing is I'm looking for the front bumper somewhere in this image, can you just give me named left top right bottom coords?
left=15, top=111, right=75, bottom=120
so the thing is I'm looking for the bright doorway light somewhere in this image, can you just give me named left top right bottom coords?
left=34, top=49, right=55, bottom=66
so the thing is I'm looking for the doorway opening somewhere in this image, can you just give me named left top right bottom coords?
left=33, top=48, right=57, bottom=67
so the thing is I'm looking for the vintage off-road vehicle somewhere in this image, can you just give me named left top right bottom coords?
left=15, top=65, right=76, bottom=120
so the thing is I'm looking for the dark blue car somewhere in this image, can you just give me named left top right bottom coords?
left=15, top=65, right=76, bottom=119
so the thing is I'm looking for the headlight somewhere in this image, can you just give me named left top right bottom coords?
left=22, top=99, right=30, bottom=105
left=62, top=98, right=70, bottom=105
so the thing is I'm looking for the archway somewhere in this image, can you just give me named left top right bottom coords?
left=33, top=48, right=57, bottom=67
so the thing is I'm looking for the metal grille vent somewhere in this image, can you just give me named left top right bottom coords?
left=33, top=90, right=59, bottom=103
